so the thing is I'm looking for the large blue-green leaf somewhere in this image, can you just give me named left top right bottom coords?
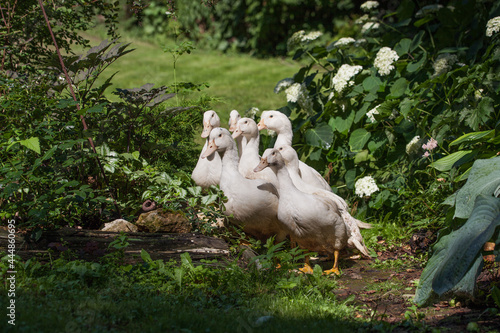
left=430, top=150, right=473, bottom=172
left=415, top=195, right=500, bottom=305
left=349, top=128, right=371, bottom=152
left=305, top=122, right=333, bottom=149
left=454, top=157, right=500, bottom=219
left=432, top=195, right=500, bottom=295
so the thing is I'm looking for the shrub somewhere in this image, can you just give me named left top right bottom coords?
left=175, top=0, right=358, bottom=56
left=0, top=1, right=211, bottom=230
left=267, top=0, right=500, bottom=224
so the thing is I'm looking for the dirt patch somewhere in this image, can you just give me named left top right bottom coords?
left=323, top=238, right=500, bottom=332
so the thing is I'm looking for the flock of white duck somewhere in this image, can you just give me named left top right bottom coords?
left=191, top=110, right=372, bottom=274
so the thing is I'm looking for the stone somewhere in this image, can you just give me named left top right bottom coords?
left=101, top=219, right=138, bottom=232
left=135, top=209, right=192, bottom=233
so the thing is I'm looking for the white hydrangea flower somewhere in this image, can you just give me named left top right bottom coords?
left=354, top=38, right=367, bottom=46
left=486, top=16, right=500, bottom=37
left=366, top=105, right=380, bottom=123
left=335, top=37, right=356, bottom=47
left=360, top=1, right=379, bottom=12
left=245, top=107, right=259, bottom=119
left=285, top=83, right=302, bottom=103
left=355, top=14, right=370, bottom=25
left=332, top=64, right=363, bottom=94
left=406, top=135, right=421, bottom=155
left=302, top=31, right=322, bottom=42
left=475, top=88, right=484, bottom=100
left=355, top=176, right=379, bottom=197
left=432, top=53, right=458, bottom=78
left=374, top=47, right=399, bottom=76
left=274, top=78, right=294, bottom=94
left=287, top=30, right=305, bottom=50
left=287, top=30, right=322, bottom=50
left=361, top=21, right=380, bottom=33
left=284, top=83, right=313, bottom=114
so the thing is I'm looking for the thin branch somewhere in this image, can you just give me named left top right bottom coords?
left=38, top=0, right=121, bottom=218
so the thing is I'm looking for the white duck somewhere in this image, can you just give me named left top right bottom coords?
left=257, top=110, right=332, bottom=192
left=191, top=110, right=222, bottom=188
left=228, top=110, right=246, bottom=159
left=232, top=117, right=278, bottom=186
left=277, top=144, right=371, bottom=251
left=202, top=127, right=287, bottom=242
left=254, top=148, right=357, bottom=274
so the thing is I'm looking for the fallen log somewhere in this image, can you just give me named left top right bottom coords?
left=0, top=227, right=230, bottom=263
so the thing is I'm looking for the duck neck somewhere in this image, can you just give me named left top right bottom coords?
left=220, top=146, right=243, bottom=180
left=242, top=134, right=259, bottom=159
left=273, top=165, right=296, bottom=194
left=274, top=126, right=293, bottom=147
left=235, top=136, right=245, bottom=159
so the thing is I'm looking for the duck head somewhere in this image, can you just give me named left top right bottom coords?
left=201, top=110, right=221, bottom=138
left=202, top=127, right=234, bottom=158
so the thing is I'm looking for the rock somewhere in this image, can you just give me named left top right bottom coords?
left=136, top=209, right=191, bottom=233
left=101, top=219, right=138, bottom=232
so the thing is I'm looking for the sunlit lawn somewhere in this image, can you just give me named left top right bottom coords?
left=82, top=32, right=300, bottom=122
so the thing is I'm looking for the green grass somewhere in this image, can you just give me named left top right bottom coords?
left=81, top=32, right=300, bottom=123
left=0, top=250, right=368, bottom=333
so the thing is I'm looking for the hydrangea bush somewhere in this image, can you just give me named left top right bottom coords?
left=272, top=0, right=500, bottom=222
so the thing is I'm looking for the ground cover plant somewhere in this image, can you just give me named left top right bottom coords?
left=1, top=0, right=500, bottom=332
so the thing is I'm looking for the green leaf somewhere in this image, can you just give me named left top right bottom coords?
left=430, top=150, right=473, bottom=172
left=131, top=151, right=140, bottom=160
left=367, top=133, right=388, bottom=154
left=87, top=103, right=106, bottom=113
left=400, top=98, right=416, bottom=117
left=362, top=76, right=383, bottom=92
left=141, top=249, right=153, bottom=263
left=432, top=195, right=500, bottom=296
left=329, top=111, right=355, bottom=135
left=19, top=137, right=41, bottom=154
left=395, top=38, right=411, bottom=56
left=201, top=194, right=218, bottom=205
left=305, top=122, right=333, bottom=149
left=454, top=157, right=500, bottom=219
left=449, top=130, right=495, bottom=147
left=354, top=150, right=369, bottom=164
left=389, top=78, right=408, bottom=98
left=466, top=97, right=495, bottom=131
left=407, top=52, right=427, bottom=72
left=410, top=30, right=425, bottom=52
left=349, top=128, right=371, bottom=152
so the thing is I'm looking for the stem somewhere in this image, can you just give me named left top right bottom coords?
left=173, top=55, right=179, bottom=107
left=38, top=0, right=121, bottom=218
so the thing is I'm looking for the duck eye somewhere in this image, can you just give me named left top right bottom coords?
left=218, top=134, right=222, bottom=137
left=279, top=147, right=283, bottom=151
left=269, top=115, right=273, bottom=118
left=244, top=121, right=248, bottom=124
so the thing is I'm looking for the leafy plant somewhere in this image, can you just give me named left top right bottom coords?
left=414, top=157, right=500, bottom=306
left=265, top=0, right=499, bottom=225
left=175, top=0, right=357, bottom=56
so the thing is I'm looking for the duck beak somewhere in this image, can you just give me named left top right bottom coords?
left=229, top=120, right=237, bottom=132
left=257, top=119, right=267, bottom=131
left=253, top=157, right=269, bottom=172
left=232, top=127, right=242, bottom=139
left=201, top=121, right=212, bottom=138
left=202, top=140, right=218, bottom=158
